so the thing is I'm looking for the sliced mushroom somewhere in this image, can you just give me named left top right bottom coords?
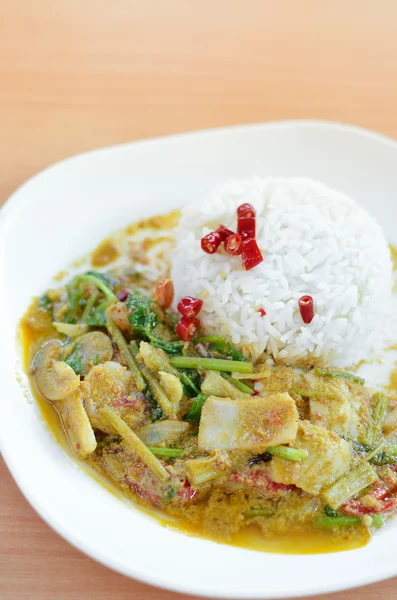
left=32, top=340, right=80, bottom=401
left=63, top=331, right=113, bottom=375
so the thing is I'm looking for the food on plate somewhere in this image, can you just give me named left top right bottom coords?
left=21, top=177, right=397, bottom=553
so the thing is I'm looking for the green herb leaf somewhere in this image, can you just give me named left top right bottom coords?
left=126, top=292, right=158, bottom=335
left=145, top=389, right=164, bottom=423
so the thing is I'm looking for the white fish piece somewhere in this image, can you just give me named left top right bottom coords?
left=198, top=393, right=298, bottom=454
left=269, top=420, right=352, bottom=495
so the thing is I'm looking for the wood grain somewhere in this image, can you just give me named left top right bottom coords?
left=2, top=0, right=397, bottom=598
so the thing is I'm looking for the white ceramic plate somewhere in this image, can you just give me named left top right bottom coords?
left=1, top=120, right=397, bottom=599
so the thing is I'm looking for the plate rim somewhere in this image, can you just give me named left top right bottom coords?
left=2, top=119, right=397, bottom=599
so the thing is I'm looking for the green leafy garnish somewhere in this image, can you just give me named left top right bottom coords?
left=126, top=292, right=158, bottom=336
left=184, top=394, right=209, bottom=425
left=145, top=389, right=164, bottom=423
left=64, top=345, right=85, bottom=375
left=39, top=294, right=52, bottom=310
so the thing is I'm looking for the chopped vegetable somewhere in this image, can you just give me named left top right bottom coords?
left=139, top=341, right=199, bottom=394
left=201, top=231, right=222, bottom=254
left=196, top=336, right=246, bottom=361
left=222, top=373, right=253, bottom=395
left=225, top=234, right=243, bottom=255
left=177, top=296, right=203, bottom=319
left=99, top=406, right=170, bottom=481
left=298, top=295, right=314, bottom=324
left=176, top=316, right=200, bottom=341
left=364, top=392, right=389, bottom=446
left=315, top=516, right=361, bottom=528
left=313, top=368, right=365, bottom=385
left=185, top=450, right=231, bottom=486
left=184, top=393, right=209, bottom=425
left=323, top=462, right=378, bottom=510
left=80, top=291, right=99, bottom=323
left=257, top=308, right=266, bottom=317
left=201, top=371, right=251, bottom=400
left=241, top=238, right=263, bottom=270
left=148, top=447, right=184, bottom=458
left=169, top=356, right=253, bottom=374
left=136, top=421, right=191, bottom=445
left=126, top=292, right=158, bottom=337
left=267, top=445, right=308, bottom=462
left=371, top=514, right=384, bottom=528
left=106, top=320, right=146, bottom=391
left=75, top=273, right=118, bottom=303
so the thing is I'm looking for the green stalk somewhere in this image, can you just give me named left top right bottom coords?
left=184, top=394, right=209, bottom=425
left=222, top=373, right=253, bottom=395
left=147, top=349, right=199, bottom=394
left=371, top=514, right=384, bottom=528
left=314, top=368, right=365, bottom=385
left=106, top=320, right=146, bottom=391
left=99, top=407, right=170, bottom=481
left=80, top=291, right=98, bottom=323
left=244, top=508, right=276, bottom=518
left=364, top=392, right=389, bottom=446
left=169, top=356, right=253, bottom=374
left=148, top=447, right=183, bottom=458
left=129, top=340, right=174, bottom=417
left=75, top=274, right=118, bottom=302
left=323, top=462, right=378, bottom=510
left=315, top=516, right=361, bottom=528
left=268, top=446, right=308, bottom=462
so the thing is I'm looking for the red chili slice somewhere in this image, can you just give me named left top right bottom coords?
left=298, top=295, right=315, bottom=324
left=176, top=316, right=200, bottom=342
left=177, top=296, right=203, bottom=319
left=237, top=216, right=256, bottom=239
left=257, top=307, right=266, bottom=317
left=241, top=238, right=263, bottom=270
left=237, top=203, right=256, bottom=218
left=224, top=233, right=243, bottom=255
left=216, top=225, right=235, bottom=241
left=201, top=231, right=222, bottom=254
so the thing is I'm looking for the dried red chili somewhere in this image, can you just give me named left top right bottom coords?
left=176, top=316, right=200, bottom=342
left=257, top=307, right=266, bottom=317
left=201, top=231, right=222, bottom=254
left=237, top=216, right=256, bottom=239
left=177, top=296, right=203, bottom=319
left=241, top=238, right=263, bottom=270
left=224, top=233, right=243, bottom=255
left=237, top=203, right=256, bottom=218
left=155, top=279, right=174, bottom=309
left=298, top=295, right=314, bottom=324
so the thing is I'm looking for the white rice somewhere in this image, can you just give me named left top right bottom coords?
left=171, top=177, right=392, bottom=367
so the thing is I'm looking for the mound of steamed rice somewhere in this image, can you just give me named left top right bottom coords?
left=171, top=177, right=392, bottom=367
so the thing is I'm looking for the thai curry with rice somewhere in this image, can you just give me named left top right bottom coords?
left=20, top=210, right=397, bottom=554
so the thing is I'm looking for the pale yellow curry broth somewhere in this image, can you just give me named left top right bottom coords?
left=22, top=214, right=397, bottom=555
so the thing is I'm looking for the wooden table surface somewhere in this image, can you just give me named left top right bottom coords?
left=2, top=1, right=397, bottom=598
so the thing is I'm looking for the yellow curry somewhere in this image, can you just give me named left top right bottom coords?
left=20, top=214, right=397, bottom=554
